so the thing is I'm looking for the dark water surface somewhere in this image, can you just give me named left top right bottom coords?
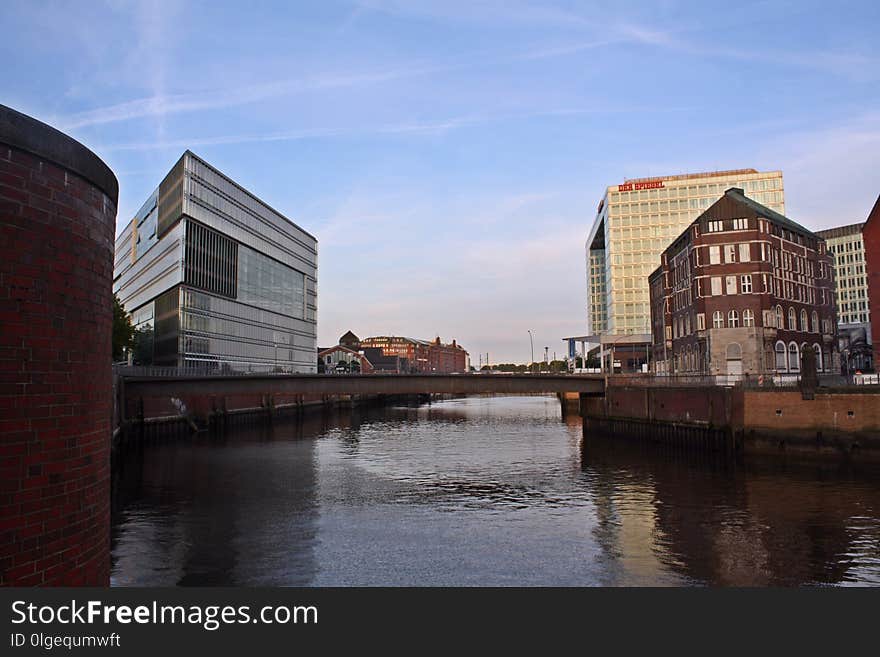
left=111, top=396, right=880, bottom=586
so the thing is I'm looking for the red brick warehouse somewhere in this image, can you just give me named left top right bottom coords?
left=0, top=105, right=118, bottom=586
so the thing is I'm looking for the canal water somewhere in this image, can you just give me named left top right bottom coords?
left=111, top=395, right=880, bottom=586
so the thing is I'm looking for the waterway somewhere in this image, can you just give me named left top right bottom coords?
left=111, top=395, right=880, bottom=586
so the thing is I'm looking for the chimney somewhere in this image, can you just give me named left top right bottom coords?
left=452, top=340, right=457, bottom=347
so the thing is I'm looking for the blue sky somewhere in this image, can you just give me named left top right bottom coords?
left=4, top=0, right=879, bottom=363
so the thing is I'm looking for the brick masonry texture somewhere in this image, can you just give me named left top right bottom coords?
left=585, top=385, right=880, bottom=455
left=0, top=143, right=116, bottom=586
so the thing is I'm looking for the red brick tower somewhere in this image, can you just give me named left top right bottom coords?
left=0, top=105, right=118, bottom=585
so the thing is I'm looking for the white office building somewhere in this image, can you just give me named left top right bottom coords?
left=113, top=151, right=318, bottom=372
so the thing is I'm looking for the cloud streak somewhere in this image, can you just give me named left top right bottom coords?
left=100, top=104, right=694, bottom=153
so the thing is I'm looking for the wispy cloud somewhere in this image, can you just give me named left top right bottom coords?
left=761, top=112, right=880, bottom=229
left=60, top=64, right=446, bottom=130
left=98, top=104, right=694, bottom=153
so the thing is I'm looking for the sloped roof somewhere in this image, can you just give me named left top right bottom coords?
left=319, top=345, right=362, bottom=357
left=723, top=187, right=816, bottom=237
left=339, top=330, right=360, bottom=343
left=866, top=194, right=880, bottom=227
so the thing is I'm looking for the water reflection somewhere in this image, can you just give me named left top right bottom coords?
left=580, top=438, right=880, bottom=586
left=111, top=396, right=880, bottom=586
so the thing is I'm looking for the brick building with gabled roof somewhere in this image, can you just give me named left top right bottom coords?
left=650, top=187, right=838, bottom=378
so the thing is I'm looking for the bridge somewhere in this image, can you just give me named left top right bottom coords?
left=116, top=372, right=606, bottom=431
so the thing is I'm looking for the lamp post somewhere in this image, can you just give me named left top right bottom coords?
left=527, top=330, right=534, bottom=372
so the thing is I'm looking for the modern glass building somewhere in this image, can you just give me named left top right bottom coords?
left=113, top=151, right=318, bottom=372
left=816, top=222, right=872, bottom=371
left=586, top=169, right=785, bottom=338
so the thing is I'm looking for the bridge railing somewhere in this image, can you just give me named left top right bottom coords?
left=606, top=373, right=860, bottom=388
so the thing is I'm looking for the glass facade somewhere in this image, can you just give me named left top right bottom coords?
left=815, top=222, right=872, bottom=371
left=586, top=169, right=785, bottom=336
left=237, top=244, right=305, bottom=319
left=133, top=190, right=158, bottom=261
left=817, top=224, right=869, bottom=325
left=113, top=151, right=318, bottom=372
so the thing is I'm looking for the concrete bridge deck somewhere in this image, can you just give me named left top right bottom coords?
left=120, top=372, right=606, bottom=399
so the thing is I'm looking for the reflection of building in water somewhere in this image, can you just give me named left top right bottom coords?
left=111, top=418, right=322, bottom=585
left=581, top=447, right=676, bottom=585
left=580, top=436, right=879, bottom=585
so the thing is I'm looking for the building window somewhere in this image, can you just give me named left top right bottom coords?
left=728, top=310, right=739, bottom=328
left=697, top=313, right=706, bottom=331
left=739, top=243, right=750, bottom=262
left=725, top=245, right=737, bottom=263
left=788, top=307, right=797, bottom=330
left=713, top=311, right=724, bottom=328
left=743, top=309, right=754, bottom=327
left=800, top=309, right=808, bottom=332
left=726, top=276, right=737, bottom=295
left=685, top=314, right=691, bottom=335
left=733, top=218, right=748, bottom=230
left=740, top=275, right=752, bottom=293
left=708, top=220, right=723, bottom=233
left=775, top=341, right=787, bottom=370
left=811, top=311, right=819, bottom=333
left=788, top=342, right=800, bottom=371
left=775, top=305, right=784, bottom=329
left=813, top=343, right=824, bottom=371
left=711, top=277, right=722, bottom=296
left=709, top=246, right=721, bottom=265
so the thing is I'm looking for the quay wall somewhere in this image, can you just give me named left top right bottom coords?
left=583, top=385, right=880, bottom=459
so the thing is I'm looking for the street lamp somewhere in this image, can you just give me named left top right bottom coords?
left=527, top=330, right=534, bottom=372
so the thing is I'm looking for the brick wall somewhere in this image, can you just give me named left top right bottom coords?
left=0, top=130, right=117, bottom=585
left=742, top=390, right=880, bottom=435
left=864, top=195, right=880, bottom=361
left=599, top=385, right=734, bottom=426
left=582, top=384, right=880, bottom=455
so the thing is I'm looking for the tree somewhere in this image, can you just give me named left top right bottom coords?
left=131, top=324, right=154, bottom=366
left=112, top=294, right=135, bottom=362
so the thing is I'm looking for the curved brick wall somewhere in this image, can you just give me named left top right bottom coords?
left=0, top=105, right=118, bottom=586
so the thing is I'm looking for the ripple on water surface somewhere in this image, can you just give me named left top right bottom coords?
left=111, top=395, right=880, bottom=586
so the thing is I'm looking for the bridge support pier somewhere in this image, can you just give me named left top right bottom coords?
left=558, top=392, right=581, bottom=417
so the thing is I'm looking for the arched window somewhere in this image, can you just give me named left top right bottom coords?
left=713, top=311, right=724, bottom=328
left=775, top=341, right=787, bottom=370
left=800, top=309, right=808, bottom=332
left=729, top=310, right=739, bottom=328
left=775, top=305, right=784, bottom=329
left=743, top=309, right=754, bottom=327
left=788, top=342, right=800, bottom=371
left=788, top=307, right=797, bottom=331
left=811, top=311, right=819, bottom=333
left=813, top=343, right=823, bottom=371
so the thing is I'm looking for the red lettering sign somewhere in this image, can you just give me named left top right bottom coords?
left=618, top=180, right=665, bottom=192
